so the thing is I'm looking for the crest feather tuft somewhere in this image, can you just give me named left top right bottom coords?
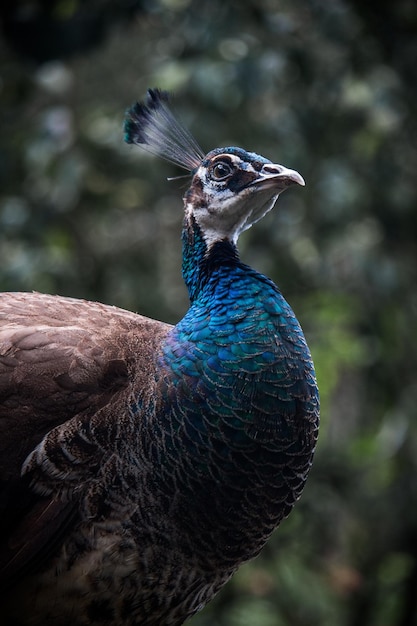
left=124, top=89, right=204, bottom=171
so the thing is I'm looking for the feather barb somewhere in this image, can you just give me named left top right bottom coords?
left=124, top=89, right=204, bottom=172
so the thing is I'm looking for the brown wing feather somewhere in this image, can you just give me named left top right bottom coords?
left=0, top=291, right=172, bottom=586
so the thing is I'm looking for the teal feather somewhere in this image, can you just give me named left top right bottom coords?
left=152, top=219, right=319, bottom=573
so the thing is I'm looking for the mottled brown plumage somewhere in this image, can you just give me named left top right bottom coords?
left=0, top=293, right=173, bottom=624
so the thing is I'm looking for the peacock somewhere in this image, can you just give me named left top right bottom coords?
left=0, top=89, right=319, bottom=626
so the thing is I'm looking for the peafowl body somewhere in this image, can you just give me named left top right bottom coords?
left=0, top=90, right=319, bottom=625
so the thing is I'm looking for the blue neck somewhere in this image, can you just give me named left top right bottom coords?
left=181, top=216, right=240, bottom=302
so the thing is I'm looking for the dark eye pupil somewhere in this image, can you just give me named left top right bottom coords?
left=212, top=162, right=231, bottom=179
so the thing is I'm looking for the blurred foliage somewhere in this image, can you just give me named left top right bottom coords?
left=1, top=0, right=417, bottom=624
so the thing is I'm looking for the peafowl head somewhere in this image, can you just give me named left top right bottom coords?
left=124, top=89, right=304, bottom=248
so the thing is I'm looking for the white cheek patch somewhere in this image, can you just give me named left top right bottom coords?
left=190, top=188, right=254, bottom=247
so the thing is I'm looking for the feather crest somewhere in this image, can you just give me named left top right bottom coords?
left=124, top=89, right=204, bottom=171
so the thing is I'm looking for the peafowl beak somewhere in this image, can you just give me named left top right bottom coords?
left=250, top=164, right=305, bottom=192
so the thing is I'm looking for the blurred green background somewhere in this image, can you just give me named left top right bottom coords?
left=1, top=1, right=417, bottom=624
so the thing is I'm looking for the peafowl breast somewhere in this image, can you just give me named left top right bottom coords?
left=0, top=89, right=319, bottom=626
